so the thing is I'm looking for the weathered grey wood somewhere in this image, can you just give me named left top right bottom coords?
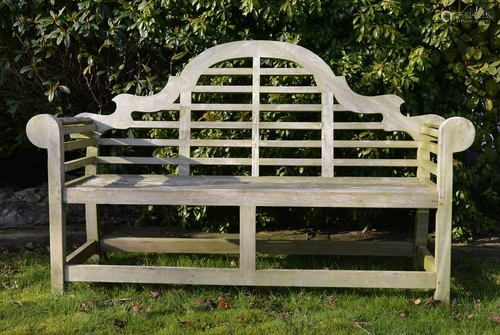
left=434, top=117, right=475, bottom=302
left=416, top=246, right=436, bottom=273
left=64, top=175, right=438, bottom=208
left=260, top=86, right=321, bottom=93
left=334, top=122, right=383, bottom=130
left=65, top=265, right=436, bottom=289
left=191, top=121, right=252, bottom=129
left=64, top=156, right=95, bottom=172
left=62, top=123, right=97, bottom=135
left=413, top=209, right=429, bottom=269
left=420, top=126, right=439, bottom=139
left=260, top=104, right=321, bottom=112
left=192, top=103, right=252, bottom=111
left=26, top=114, right=67, bottom=293
left=97, top=138, right=180, bottom=147
left=252, top=57, right=260, bottom=176
left=202, top=68, right=253, bottom=75
left=59, top=117, right=94, bottom=125
left=96, top=157, right=180, bottom=165
left=191, top=139, right=251, bottom=147
left=26, top=41, right=477, bottom=300
left=419, top=159, right=438, bottom=176
left=66, top=240, right=97, bottom=265
left=424, top=119, right=444, bottom=128
left=194, top=85, right=253, bottom=93
left=322, top=92, right=334, bottom=177
left=240, top=205, right=256, bottom=271
left=100, top=237, right=414, bottom=257
left=64, top=138, right=96, bottom=151
left=421, top=141, right=438, bottom=154
left=179, top=91, right=191, bottom=176
left=260, top=122, right=321, bottom=130
left=260, top=68, right=312, bottom=75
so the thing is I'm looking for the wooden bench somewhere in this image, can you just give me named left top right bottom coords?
left=26, top=41, right=475, bottom=302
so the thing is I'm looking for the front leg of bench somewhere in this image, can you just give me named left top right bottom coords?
left=434, top=117, right=475, bottom=302
left=26, top=114, right=67, bottom=293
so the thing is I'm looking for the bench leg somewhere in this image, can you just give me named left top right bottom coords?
left=85, top=203, right=101, bottom=259
left=49, top=202, right=67, bottom=294
left=434, top=206, right=451, bottom=303
left=240, top=205, right=256, bottom=272
left=413, top=209, right=429, bottom=269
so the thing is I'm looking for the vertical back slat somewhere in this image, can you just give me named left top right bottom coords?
left=322, top=92, right=334, bottom=177
left=252, top=57, right=260, bottom=177
left=179, top=91, right=191, bottom=176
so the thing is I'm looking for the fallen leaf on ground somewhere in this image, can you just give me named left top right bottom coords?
left=452, top=298, right=460, bottom=306
left=132, top=305, right=142, bottom=314
left=492, top=315, right=500, bottom=323
left=26, top=242, right=35, bottom=250
left=326, top=295, right=338, bottom=303
left=179, top=320, right=195, bottom=330
left=218, top=298, right=228, bottom=309
left=474, top=299, right=481, bottom=308
left=13, top=301, right=23, bottom=307
left=150, top=291, right=160, bottom=298
left=397, top=309, right=409, bottom=317
left=413, top=298, right=422, bottom=305
left=467, top=313, right=474, bottom=319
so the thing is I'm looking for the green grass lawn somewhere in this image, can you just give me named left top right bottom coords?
left=1, top=244, right=499, bottom=334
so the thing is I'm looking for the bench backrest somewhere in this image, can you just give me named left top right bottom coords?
left=66, top=41, right=447, bottom=179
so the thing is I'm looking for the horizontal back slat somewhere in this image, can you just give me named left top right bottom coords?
left=65, top=156, right=95, bottom=172
left=190, top=139, right=251, bottom=147
left=202, top=68, right=253, bottom=76
left=421, top=141, right=438, bottom=154
left=419, top=159, right=438, bottom=175
left=260, top=68, right=312, bottom=75
left=260, top=86, right=320, bottom=94
left=193, top=86, right=253, bottom=93
left=64, top=138, right=96, bottom=151
left=97, top=157, right=180, bottom=165
left=98, top=139, right=180, bottom=146
left=191, top=121, right=252, bottom=129
left=420, top=126, right=439, bottom=139
left=63, top=123, right=97, bottom=135
left=335, top=141, right=418, bottom=148
left=334, top=122, right=383, bottom=130
left=260, top=122, right=321, bottom=130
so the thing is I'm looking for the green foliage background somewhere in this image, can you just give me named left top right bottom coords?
left=1, top=0, right=498, bottom=236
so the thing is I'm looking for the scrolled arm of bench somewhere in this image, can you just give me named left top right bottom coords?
left=438, top=117, right=475, bottom=154
left=26, top=114, right=63, bottom=149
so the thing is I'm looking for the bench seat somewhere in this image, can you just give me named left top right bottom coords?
left=65, top=175, right=438, bottom=208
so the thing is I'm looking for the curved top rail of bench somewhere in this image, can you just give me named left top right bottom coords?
left=77, top=40, right=444, bottom=139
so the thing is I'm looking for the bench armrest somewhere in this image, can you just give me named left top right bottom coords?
left=438, top=117, right=475, bottom=154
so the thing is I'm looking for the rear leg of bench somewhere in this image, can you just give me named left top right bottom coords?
left=85, top=204, right=101, bottom=259
left=413, top=209, right=429, bottom=269
left=240, top=205, right=256, bottom=272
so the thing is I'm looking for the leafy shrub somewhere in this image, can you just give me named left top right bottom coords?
left=1, top=0, right=498, bottom=236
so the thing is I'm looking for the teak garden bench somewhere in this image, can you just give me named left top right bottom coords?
left=26, top=41, right=475, bottom=302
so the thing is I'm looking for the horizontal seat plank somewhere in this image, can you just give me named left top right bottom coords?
left=64, top=175, right=437, bottom=208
